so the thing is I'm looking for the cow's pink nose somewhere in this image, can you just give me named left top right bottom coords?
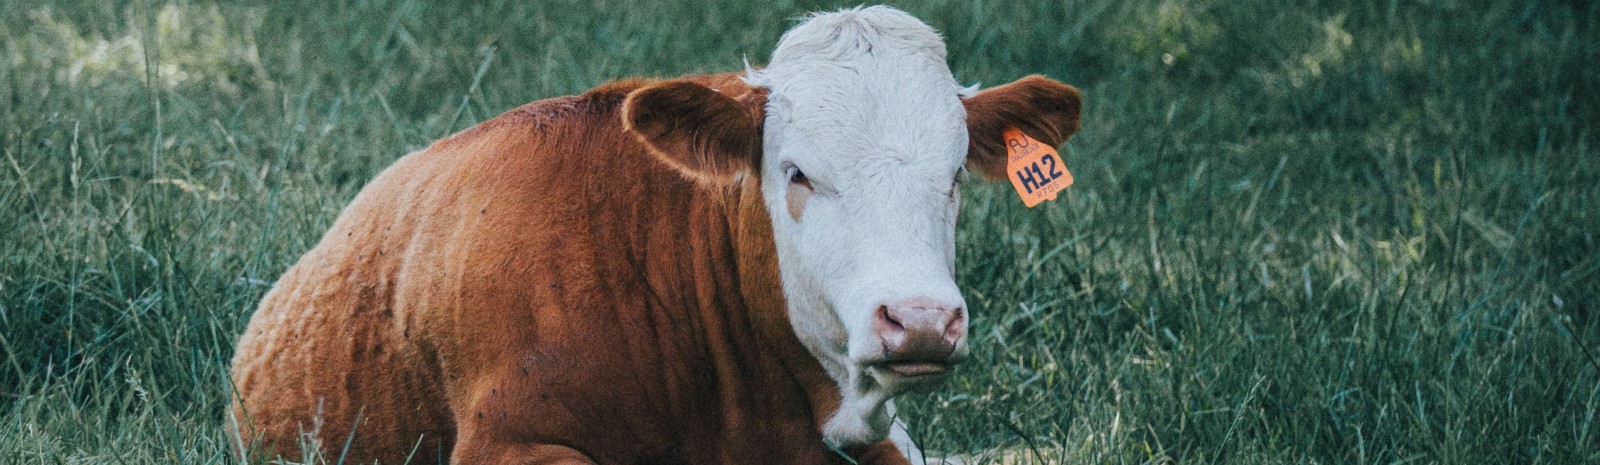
left=873, top=298, right=966, bottom=375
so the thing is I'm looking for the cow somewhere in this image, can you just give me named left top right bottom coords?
left=229, top=6, right=1081, bottom=465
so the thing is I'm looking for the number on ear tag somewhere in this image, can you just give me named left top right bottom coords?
left=1003, top=127, right=1073, bottom=207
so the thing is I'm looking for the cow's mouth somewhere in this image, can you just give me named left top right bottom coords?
left=879, top=360, right=951, bottom=377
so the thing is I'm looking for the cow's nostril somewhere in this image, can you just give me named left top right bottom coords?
left=943, top=308, right=965, bottom=344
left=875, top=305, right=908, bottom=352
left=877, top=305, right=904, bottom=330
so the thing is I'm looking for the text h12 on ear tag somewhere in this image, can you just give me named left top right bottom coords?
left=1003, top=127, right=1073, bottom=207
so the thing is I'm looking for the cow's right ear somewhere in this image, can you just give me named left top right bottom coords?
left=623, top=80, right=762, bottom=186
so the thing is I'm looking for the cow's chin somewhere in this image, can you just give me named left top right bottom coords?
left=820, top=358, right=961, bottom=446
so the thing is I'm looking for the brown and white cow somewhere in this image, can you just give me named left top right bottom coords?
left=229, top=6, right=1080, bottom=465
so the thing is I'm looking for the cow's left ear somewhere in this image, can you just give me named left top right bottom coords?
left=962, top=75, right=1082, bottom=179
left=623, top=80, right=762, bottom=186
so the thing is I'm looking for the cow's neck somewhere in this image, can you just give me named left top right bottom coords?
left=681, top=74, right=848, bottom=431
left=653, top=177, right=842, bottom=430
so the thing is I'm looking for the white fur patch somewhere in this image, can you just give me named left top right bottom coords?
left=747, top=6, right=973, bottom=445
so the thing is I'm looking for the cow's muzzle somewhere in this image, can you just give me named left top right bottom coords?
left=871, top=298, right=967, bottom=377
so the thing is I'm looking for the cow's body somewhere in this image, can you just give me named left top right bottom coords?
left=231, top=75, right=895, bottom=464
left=231, top=6, right=1081, bottom=464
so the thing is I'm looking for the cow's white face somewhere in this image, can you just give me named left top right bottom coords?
left=745, top=6, right=973, bottom=445
left=623, top=5, right=1080, bottom=448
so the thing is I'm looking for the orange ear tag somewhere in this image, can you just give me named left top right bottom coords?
left=1003, top=127, right=1073, bottom=207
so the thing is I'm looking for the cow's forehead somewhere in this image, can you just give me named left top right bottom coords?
left=747, top=6, right=969, bottom=180
left=771, top=68, right=966, bottom=164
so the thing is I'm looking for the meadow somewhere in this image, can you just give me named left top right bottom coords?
left=1, top=0, right=1596, bottom=463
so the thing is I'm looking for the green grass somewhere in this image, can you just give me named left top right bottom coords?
left=2, top=0, right=1596, bottom=463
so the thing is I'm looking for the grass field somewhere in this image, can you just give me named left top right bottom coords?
left=2, top=0, right=1597, bottom=463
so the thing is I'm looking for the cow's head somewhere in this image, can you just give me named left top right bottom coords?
left=623, top=6, right=1080, bottom=445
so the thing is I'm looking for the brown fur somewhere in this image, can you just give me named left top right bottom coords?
left=230, top=72, right=1080, bottom=464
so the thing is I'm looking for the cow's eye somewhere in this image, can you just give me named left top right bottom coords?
left=787, top=165, right=812, bottom=190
